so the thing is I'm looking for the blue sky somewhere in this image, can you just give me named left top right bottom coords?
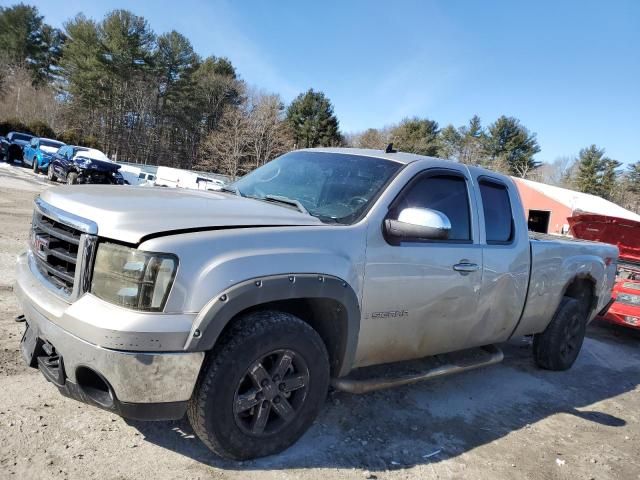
left=10, top=0, right=640, bottom=165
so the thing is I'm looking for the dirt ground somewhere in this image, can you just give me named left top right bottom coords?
left=0, top=161, right=639, bottom=480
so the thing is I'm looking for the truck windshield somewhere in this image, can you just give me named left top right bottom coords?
left=232, top=151, right=402, bottom=224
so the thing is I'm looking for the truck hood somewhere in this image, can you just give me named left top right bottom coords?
left=568, top=213, right=640, bottom=263
left=40, top=186, right=323, bottom=244
left=74, top=158, right=121, bottom=173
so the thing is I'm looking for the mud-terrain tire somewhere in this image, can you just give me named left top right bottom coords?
left=32, top=158, right=39, bottom=173
left=67, top=172, right=78, bottom=185
left=533, top=297, right=587, bottom=371
left=47, top=165, right=57, bottom=182
left=188, top=310, right=330, bottom=460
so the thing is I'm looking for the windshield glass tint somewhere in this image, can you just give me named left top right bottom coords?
left=13, top=134, right=32, bottom=141
left=233, top=151, right=401, bottom=224
left=40, top=140, right=64, bottom=148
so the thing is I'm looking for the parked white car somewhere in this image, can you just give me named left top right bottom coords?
left=118, top=164, right=156, bottom=186
left=155, top=166, right=225, bottom=191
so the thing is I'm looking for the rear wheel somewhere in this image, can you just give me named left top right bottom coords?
left=188, top=310, right=330, bottom=460
left=533, top=297, right=587, bottom=371
left=67, top=172, right=78, bottom=185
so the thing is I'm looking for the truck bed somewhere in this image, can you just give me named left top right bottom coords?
left=510, top=233, right=619, bottom=337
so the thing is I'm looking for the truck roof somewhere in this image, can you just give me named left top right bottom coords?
left=299, top=147, right=430, bottom=165
left=299, top=147, right=514, bottom=184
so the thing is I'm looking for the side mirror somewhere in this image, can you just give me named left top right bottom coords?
left=385, top=207, right=451, bottom=241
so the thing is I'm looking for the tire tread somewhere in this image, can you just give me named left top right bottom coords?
left=533, top=297, right=585, bottom=371
left=187, top=310, right=329, bottom=459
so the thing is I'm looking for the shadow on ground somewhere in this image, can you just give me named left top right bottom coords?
left=129, top=319, right=640, bottom=472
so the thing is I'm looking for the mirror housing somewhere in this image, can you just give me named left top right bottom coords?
left=384, top=207, right=451, bottom=241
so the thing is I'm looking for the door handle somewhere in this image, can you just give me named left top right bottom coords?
left=453, top=262, right=479, bottom=273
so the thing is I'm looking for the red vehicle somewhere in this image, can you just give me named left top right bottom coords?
left=568, top=213, right=640, bottom=329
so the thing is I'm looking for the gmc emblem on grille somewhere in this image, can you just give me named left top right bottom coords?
left=32, top=232, right=49, bottom=261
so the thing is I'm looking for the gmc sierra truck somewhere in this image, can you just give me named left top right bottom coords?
left=15, top=147, right=618, bottom=460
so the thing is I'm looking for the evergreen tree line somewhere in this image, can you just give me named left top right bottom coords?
left=0, top=4, right=638, bottom=211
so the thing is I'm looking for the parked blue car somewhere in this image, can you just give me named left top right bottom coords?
left=23, top=137, right=66, bottom=173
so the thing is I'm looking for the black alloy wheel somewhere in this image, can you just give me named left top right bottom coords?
left=188, top=310, right=330, bottom=460
left=233, top=349, right=310, bottom=436
left=559, top=308, right=583, bottom=364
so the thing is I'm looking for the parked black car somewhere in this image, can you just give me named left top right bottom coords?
left=0, top=131, right=34, bottom=162
left=47, top=145, right=125, bottom=185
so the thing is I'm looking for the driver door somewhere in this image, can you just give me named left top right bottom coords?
left=356, top=168, right=483, bottom=367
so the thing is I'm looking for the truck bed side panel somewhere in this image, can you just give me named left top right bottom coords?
left=512, top=236, right=617, bottom=337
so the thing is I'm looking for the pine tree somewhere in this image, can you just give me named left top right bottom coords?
left=628, top=161, right=640, bottom=194
left=389, top=117, right=440, bottom=156
left=285, top=89, right=341, bottom=148
left=0, top=4, right=65, bottom=83
left=574, top=145, right=605, bottom=194
left=486, top=116, right=540, bottom=177
left=600, top=158, right=622, bottom=200
left=573, top=145, right=621, bottom=198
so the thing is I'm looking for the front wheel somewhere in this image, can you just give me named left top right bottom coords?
left=188, top=310, right=330, bottom=460
left=47, top=165, right=57, bottom=182
left=66, top=172, right=78, bottom=185
left=32, top=158, right=39, bottom=173
left=533, top=297, right=587, bottom=371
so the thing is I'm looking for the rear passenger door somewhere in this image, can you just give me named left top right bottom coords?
left=358, top=167, right=484, bottom=366
left=473, top=175, right=531, bottom=343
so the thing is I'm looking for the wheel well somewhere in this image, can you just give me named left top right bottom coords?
left=564, top=277, right=596, bottom=315
left=217, top=298, right=349, bottom=377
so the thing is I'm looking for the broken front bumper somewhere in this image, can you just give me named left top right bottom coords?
left=14, top=252, right=204, bottom=420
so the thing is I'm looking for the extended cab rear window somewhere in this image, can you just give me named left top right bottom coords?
left=479, top=180, right=514, bottom=244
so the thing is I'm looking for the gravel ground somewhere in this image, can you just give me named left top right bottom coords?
left=0, top=161, right=639, bottom=480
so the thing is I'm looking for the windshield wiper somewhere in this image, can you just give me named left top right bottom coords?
left=220, top=185, right=241, bottom=196
left=263, top=195, right=308, bottom=215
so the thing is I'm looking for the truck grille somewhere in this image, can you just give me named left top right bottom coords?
left=30, top=198, right=98, bottom=298
left=31, top=214, right=81, bottom=292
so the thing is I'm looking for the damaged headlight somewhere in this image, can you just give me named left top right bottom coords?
left=91, top=242, right=178, bottom=311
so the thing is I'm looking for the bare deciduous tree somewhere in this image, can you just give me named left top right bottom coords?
left=246, top=91, right=293, bottom=169
left=198, top=105, right=250, bottom=179
left=0, top=65, right=62, bottom=130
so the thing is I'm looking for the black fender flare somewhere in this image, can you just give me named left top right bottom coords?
left=185, top=273, right=361, bottom=377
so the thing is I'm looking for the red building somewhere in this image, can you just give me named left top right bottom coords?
left=513, top=178, right=640, bottom=235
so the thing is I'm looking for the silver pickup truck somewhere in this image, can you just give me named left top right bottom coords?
left=15, top=147, right=618, bottom=459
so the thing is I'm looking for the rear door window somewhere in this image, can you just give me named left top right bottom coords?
left=479, top=180, right=514, bottom=244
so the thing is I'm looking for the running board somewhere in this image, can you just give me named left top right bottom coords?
left=331, top=345, right=503, bottom=394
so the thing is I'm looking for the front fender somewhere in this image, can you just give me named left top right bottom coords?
left=39, top=154, right=51, bottom=169
left=138, top=225, right=369, bottom=374
left=184, top=273, right=361, bottom=377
